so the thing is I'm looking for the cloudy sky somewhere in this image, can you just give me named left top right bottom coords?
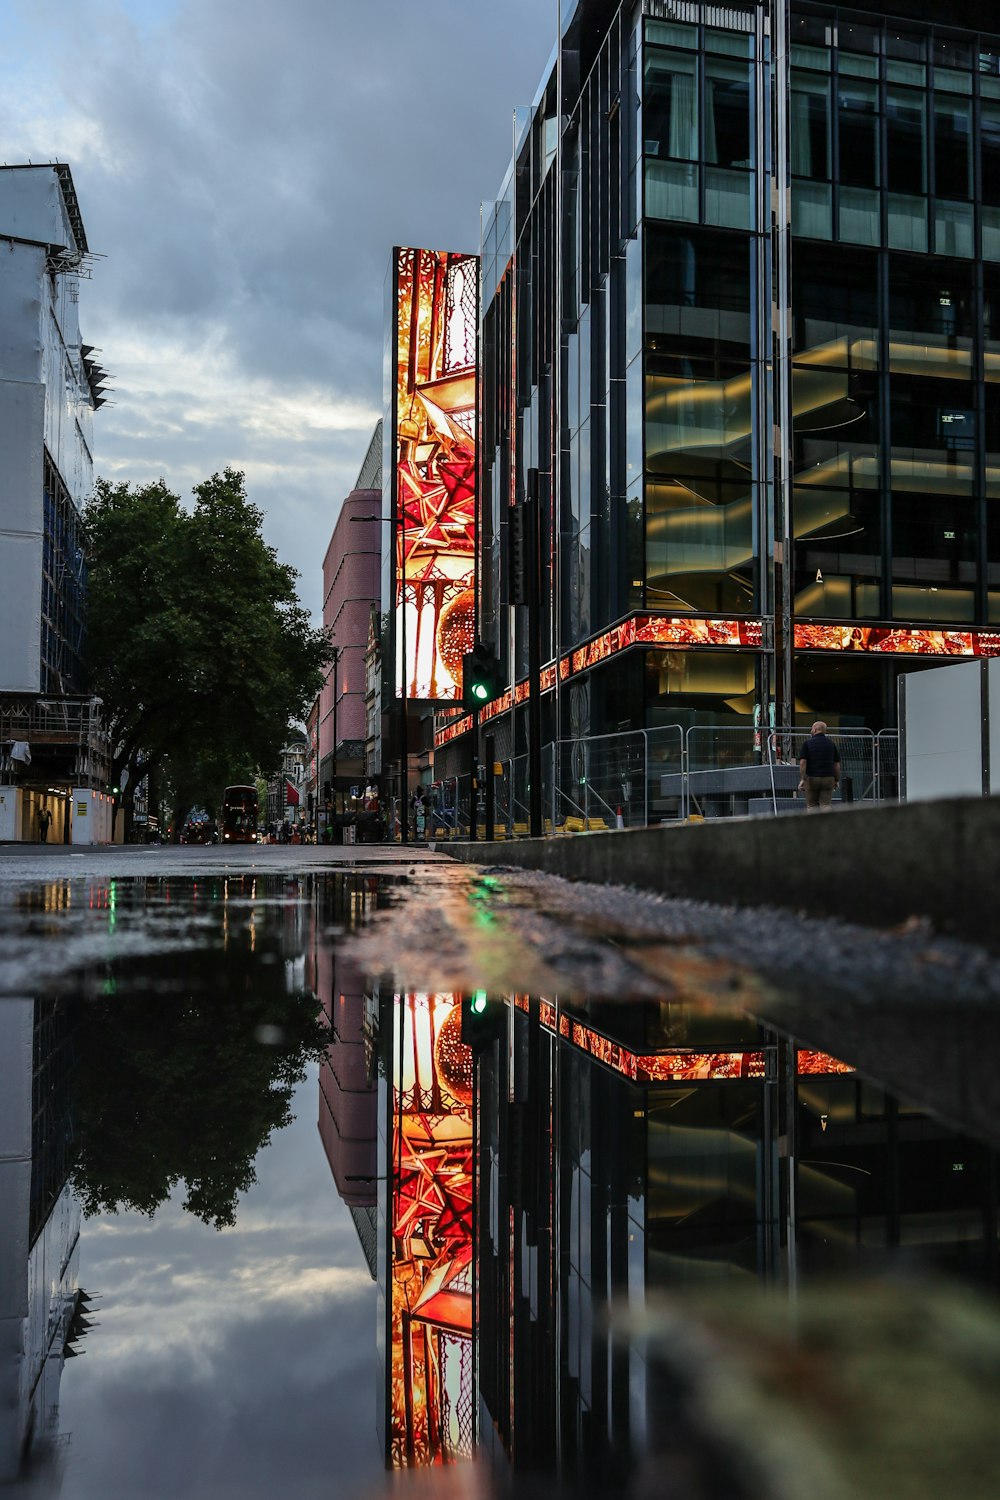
left=1, top=0, right=556, bottom=619
left=56, top=1066, right=389, bottom=1500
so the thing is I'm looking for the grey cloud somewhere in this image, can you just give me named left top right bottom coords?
left=59, top=1295, right=382, bottom=1500
left=55, top=1071, right=385, bottom=1498
left=6, top=0, right=554, bottom=613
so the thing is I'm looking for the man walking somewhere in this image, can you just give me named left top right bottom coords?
left=798, top=721, right=841, bottom=812
left=37, top=805, right=52, bottom=842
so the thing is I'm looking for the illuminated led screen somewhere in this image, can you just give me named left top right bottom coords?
left=388, top=992, right=473, bottom=1467
left=795, top=624, right=1000, bottom=657
left=392, top=248, right=479, bottom=701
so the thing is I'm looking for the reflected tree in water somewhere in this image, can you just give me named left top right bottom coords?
left=71, top=945, right=328, bottom=1228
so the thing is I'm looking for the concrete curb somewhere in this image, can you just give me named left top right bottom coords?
left=442, top=797, right=999, bottom=950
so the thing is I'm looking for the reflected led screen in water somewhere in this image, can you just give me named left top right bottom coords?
left=392, top=247, right=479, bottom=702
left=386, top=992, right=473, bottom=1467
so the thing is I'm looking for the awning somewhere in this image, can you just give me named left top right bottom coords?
left=285, top=780, right=300, bottom=807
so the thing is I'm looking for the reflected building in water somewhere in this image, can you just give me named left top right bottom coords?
left=312, top=876, right=382, bottom=1279
left=356, top=985, right=1000, bottom=1483
left=472, top=992, right=1000, bottom=1487
left=373, top=991, right=475, bottom=1470
left=0, top=988, right=84, bottom=1484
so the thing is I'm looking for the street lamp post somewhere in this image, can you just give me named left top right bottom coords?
left=332, top=644, right=339, bottom=830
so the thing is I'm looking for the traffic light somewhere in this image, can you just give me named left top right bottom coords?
left=462, top=643, right=503, bottom=712
left=460, top=992, right=507, bottom=1053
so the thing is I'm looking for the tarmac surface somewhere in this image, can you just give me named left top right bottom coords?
left=4, top=836, right=998, bottom=1149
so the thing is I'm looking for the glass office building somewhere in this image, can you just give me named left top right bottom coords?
left=470, top=0, right=1000, bottom=754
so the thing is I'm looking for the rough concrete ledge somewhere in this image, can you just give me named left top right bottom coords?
left=443, top=796, right=999, bottom=951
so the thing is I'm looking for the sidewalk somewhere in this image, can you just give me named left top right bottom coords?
left=443, top=795, right=999, bottom=952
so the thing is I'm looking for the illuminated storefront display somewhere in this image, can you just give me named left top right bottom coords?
left=509, top=996, right=855, bottom=1082
left=387, top=993, right=473, bottom=1467
left=795, top=624, right=1000, bottom=657
left=796, top=1049, right=855, bottom=1076
left=392, top=248, right=479, bottom=702
left=435, top=615, right=763, bottom=745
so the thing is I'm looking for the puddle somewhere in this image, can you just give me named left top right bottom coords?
left=2, top=872, right=999, bottom=1497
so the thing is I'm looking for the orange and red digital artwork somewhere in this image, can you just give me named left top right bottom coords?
left=394, top=249, right=479, bottom=701
left=388, top=994, right=474, bottom=1467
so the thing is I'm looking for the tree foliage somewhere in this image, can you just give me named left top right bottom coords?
left=71, top=931, right=329, bottom=1228
left=85, top=469, right=332, bottom=831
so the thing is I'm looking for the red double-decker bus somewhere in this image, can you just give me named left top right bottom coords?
left=221, top=785, right=258, bottom=843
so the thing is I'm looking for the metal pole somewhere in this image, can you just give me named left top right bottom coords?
left=399, top=692, right=409, bottom=844
left=527, top=468, right=543, bottom=838
left=470, top=707, right=479, bottom=841
left=484, top=731, right=495, bottom=840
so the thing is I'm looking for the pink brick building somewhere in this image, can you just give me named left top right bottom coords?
left=319, top=489, right=381, bottom=807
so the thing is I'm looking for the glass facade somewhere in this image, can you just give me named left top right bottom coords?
left=470, top=0, right=1000, bottom=756
left=474, top=991, right=1000, bottom=1485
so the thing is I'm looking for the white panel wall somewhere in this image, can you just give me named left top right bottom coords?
left=0, top=169, right=68, bottom=250
left=0, top=535, right=43, bottom=692
left=0, top=241, right=44, bottom=382
left=0, top=379, right=44, bottom=532
left=0, top=173, right=94, bottom=698
left=901, top=660, right=985, bottom=802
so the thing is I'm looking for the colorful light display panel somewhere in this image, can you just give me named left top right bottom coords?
left=392, top=248, right=479, bottom=701
left=388, top=993, right=473, bottom=1467
left=795, top=624, right=1000, bottom=657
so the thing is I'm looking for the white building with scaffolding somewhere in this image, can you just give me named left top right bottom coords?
left=0, top=163, right=110, bottom=842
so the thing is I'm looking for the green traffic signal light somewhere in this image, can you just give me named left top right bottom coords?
left=462, top=644, right=502, bottom=712
left=461, top=992, right=506, bottom=1051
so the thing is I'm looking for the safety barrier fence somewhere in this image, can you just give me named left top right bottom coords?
left=395, top=726, right=899, bottom=841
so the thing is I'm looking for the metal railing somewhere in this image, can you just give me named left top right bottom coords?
left=476, top=724, right=898, bottom=838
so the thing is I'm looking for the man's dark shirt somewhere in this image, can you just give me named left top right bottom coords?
left=801, top=732, right=839, bottom=777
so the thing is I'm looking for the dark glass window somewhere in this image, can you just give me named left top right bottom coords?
left=646, top=475, right=753, bottom=614
left=705, top=57, right=751, bottom=168
left=984, top=265, right=1000, bottom=342
left=890, top=378, right=977, bottom=459
left=791, top=71, right=831, bottom=178
left=890, top=494, right=977, bottom=624
left=982, top=103, right=1000, bottom=208
left=839, top=22, right=880, bottom=59
left=792, top=243, right=878, bottom=348
left=644, top=49, right=698, bottom=161
left=645, top=650, right=757, bottom=726
left=932, top=36, right=972, bottom=70
left=887, top=257, right=974, bottom=342
left=886, top=30, right=925, bottom=64
left=646, top=226, right=751, bottom=320
left=838, top=80, right=879, bottom=188
left=886, top=88, right=926, bottom=195
left=794, top=656, right=891, bottom=730
left=794, top=490, right=882, bottom=620
left=934, top=97, right=972, bottom=199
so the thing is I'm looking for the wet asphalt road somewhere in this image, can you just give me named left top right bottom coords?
left=3, top=838, right=1000, bottom=1148
left=0, top=840, right=453, bottom=882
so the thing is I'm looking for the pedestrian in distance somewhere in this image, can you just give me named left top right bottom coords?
left=37, top=805, right=52, bottom=842
left=798, top=720, right=841, bottom=812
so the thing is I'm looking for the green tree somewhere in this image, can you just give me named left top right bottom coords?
left=85, top=469, right=332, bottom=836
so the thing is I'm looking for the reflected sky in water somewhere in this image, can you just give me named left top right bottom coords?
left=4, top=867, right=1000, bottom=1499
left=56, top=1068, right=383, bottom=1500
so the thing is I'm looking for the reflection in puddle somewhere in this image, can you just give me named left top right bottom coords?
left=2, top=872, right=999, bottom=1496
left=362, top=989, right=1000, bottom=1490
